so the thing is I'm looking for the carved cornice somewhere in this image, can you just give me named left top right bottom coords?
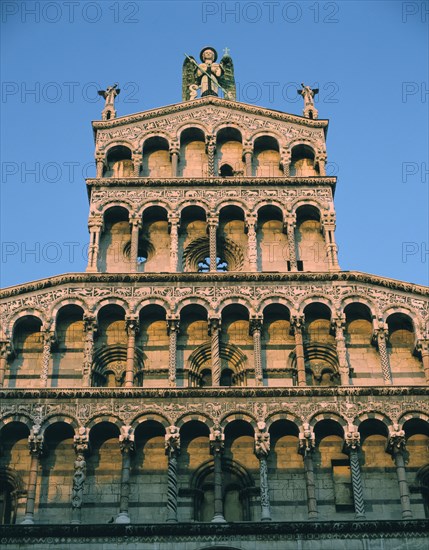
left=0, top=519, right=427, bottom=543
left=0, top=385, right=428, bottom=400
left=86, top=176, right=337, bottom=188
left=91, top=96, right=329, bottom=134
left=1, top=271, right=428, bottom=298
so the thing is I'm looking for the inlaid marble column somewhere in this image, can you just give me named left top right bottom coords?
left=321, top=212, right=340, bottom=272
left=40, top=329, right=55, bottom=387
left=82, top=316, right=97, bottom=386
left=332, top=315, right=350, bottom=385
left=168, top=214, right=180, bottom=272
left=344, top=430, right=365, bottom=519
left=250, top=316, right=263, bottom=386
left=165, top=426, right=180, bottom=522
left=0, top=340, right=12, bottom=387
left=243, top=145, right=253, bottom=176
left=387, top=427, right=413, bottom=519
left=373, top=324, right=392, bottom=384
left=285, top=213, right=298, bottom=271
left=86, top=217, right=103, bottom=272
left=71, top=427, right=89, bottom=524
left=170, top=143, right=180, bottom=177
left=206, top=135, right=216, bottom=177
left=209, top=317, right=221, bottom=386
left=207, top=216, right=218, bottom=272
left=124, top=317, right=139, bottom=388
left=290, top=315, right=306, bottom=386
left=167, top=316, right=180, bottom=387
left=280, top=151, right=291, bottom=176
left=255, top=424, right=271, bottom=521
left=417, top=338, right=429, bottom=383
left=21, top=427, right=44, bottom=524
left=116, top=426, right=134, bottom=524
left=245, top=215, right=258, bottom=272
left=210, top=428, right=226, bottom=523
left=129, top=217, right=142, bottom=273
left=298, top=424, right=318, bottom=520
left=132, top=152, right=142, bottom=177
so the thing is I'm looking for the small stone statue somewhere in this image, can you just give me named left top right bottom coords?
left=98, top=83, right=120, bottom=121
left=297, top=83, right=319, bottom=119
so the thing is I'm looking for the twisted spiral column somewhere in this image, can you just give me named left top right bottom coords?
left=209, top=318, right=221, bottom=386
left=344, top=431, right=365, bottom=519
left=246, top=216, right=258, bottom=271
left=374, top=326, right=392, bottom=384
left=165, top=426, right=180, bottom=522
left=206, top=136, right=216, bottom=177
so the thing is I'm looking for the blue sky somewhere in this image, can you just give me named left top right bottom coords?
left=1, top=0, right=428, bottom=287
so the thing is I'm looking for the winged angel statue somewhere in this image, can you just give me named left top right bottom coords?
left=182, top=47, right=236, bottom=101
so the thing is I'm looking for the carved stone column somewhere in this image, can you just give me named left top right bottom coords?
left=116, top=426, right=135, bottom=524
left=209, top=317, right=221, bottom=386
left=315, top=152, right=327, bottom=176
left=417, top=338, right=429, bottom=383
left=245, top=215, right=258, bottom=272
left=132, top=152, right=142, bottom=177
left=344, top=430, right=365, bottom=519
left=71, top=427, right=89, bottom=524
left=95, top=154, right=104, bottom=178
left=243, top=145, right=253, bottom=176
left=206, top=135, right=216, bottom=177
left=124, top=317, right=139, bottom=388
left=285, top=213, right=298, bottom=271
left=210, top=429, right=226, bottom=523
left=21, top=427, right=44, bottom=524
left=82, top=316, right=97, bottom=386
left=387, top=427, right=413, bottom=519
left=298, top=424, right=318, bottom=520
left=86, top=217, right=103, bottom=272
left=129, top=217, right=142, bottom=273
left=291, top=315, right=306, bottom=386
left=373, top=324, right=392, bottom=384
left=250, top=316, right=263, bottom=386
left=0, top=340, right=12, bottom=387
left=170, top=143, right=180, bottom=177
left=168, top=214, right=180, bottom=272
left=165, top=426, right=180, bottom=522
left=280, top=151, right=291, bottom=176
left=40, top=330, right=55, bottom=387
left=167, top=316, right=180, bottom=387
left=207, top=216, right=218, bottom=272
left=255, top=423, right=271, bottom=521
left=332, top=315, right=350, bottom=385
left=321, top=212, right=340, bottom=272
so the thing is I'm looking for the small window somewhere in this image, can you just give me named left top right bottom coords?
left=219, top=164, right=234, bottom=177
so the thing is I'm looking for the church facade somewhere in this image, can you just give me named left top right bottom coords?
left=0, top=48, right=428, bottom=549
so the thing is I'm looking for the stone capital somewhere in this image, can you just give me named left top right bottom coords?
left=165, top=425, right=181, bottom=458
left=386, top=425, right=406, bottom=455
left=209, top=428, right=225, bottom=454
left=74, top=427, right=90, bottom=455
left=298, top=424, right=315, bottom=455
left=343, top=430, right=360, bottom=452
left=125, top=317, right=139, bottom=336
left=290, top=315, right=305, bottom=333
left=208, top=317, right=221, bottom=334
left=166, top=316, right=180, bottom=335
left=28, top=426, right=44, bottom=457
left=249, top=315, right=263, bottom=335
left=119, top=425, right=135, bottom=452
left=255, top=429, right=270, bottom=459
